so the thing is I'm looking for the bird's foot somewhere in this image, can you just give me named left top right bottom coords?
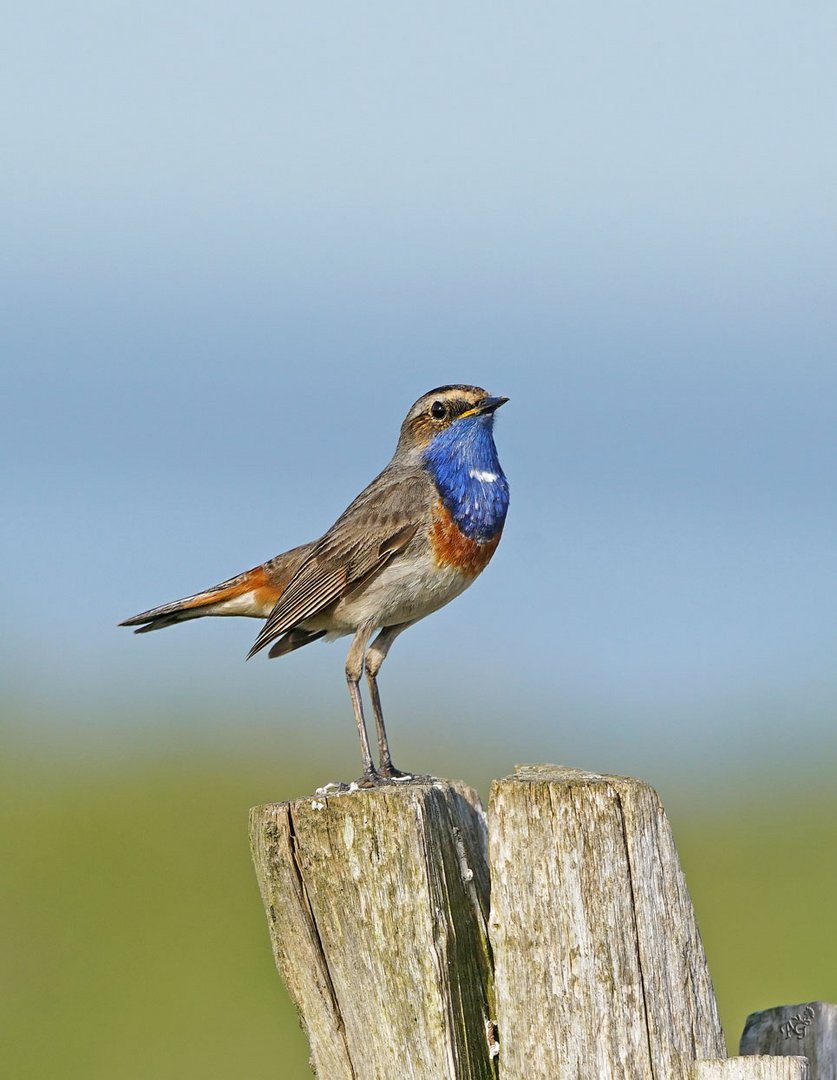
left=378, top=764, right=415, bottom=781
left=378, top=763, right=437, bottom=783
left=346, top=767, right=435, bottom=789
left=349, top=769, right=385, bottom=790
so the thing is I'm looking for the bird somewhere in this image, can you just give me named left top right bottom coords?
left=120, top=385, right=509, bottom=783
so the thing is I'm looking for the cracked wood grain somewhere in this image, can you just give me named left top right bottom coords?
left=488, top=765, right=725, bottom=1080
left=250, top=780, right=497, bottom=1080
left=694, top=1058, right=810, bottom=1079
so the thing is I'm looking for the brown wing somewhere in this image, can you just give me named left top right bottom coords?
left=246, top=468, right=430, bottom=657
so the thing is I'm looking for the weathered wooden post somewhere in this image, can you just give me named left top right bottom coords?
left=488, top=765, right=725, bottom=1079
left=693, top=1058, right=809, bottom=1079
left=250, top=779, right=497, bottom=1079
left=741, top=1003, right=837, bottom=1079
left=250, top=763, right=831, bottom=1079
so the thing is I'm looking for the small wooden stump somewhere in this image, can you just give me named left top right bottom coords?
left=488, top=765, right=725, bottom=1080
left=693, top=1058, right=809, bottom=1079
left=741, top=1003, right=837, bottom=1080
left=250, top=779, right=496, bottom=1080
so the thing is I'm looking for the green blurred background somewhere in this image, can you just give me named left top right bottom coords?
left=3, top=731, right=835, bottom=1078
left=3, top=2, right=836, bottom=1075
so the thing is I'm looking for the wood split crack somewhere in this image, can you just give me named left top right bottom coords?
left=615, top=788, right=656, bottom=1080
left=286, top=804, right=357, bottom=1080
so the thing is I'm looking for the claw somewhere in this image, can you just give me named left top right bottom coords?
left=352, top=769, right=384, bottom=789
left=378, top=765, right=413, bottom=781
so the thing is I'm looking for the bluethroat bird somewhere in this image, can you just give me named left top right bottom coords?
left=121, top=385, right=509, bottom=783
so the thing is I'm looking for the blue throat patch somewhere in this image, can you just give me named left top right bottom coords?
left=423, top=415, right=509, bottom=541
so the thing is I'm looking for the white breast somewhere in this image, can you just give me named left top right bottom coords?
left=304, top=550, right=473, bottom=635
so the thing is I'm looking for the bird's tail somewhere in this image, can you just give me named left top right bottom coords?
left=119, top=566, right=281, bottom=633
left=119, top=544, right=313, bottom=634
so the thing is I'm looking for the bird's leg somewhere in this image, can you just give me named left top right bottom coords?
left=365, top=621, right=415, bottom=779
left=345, top=622, right=378, bottom=784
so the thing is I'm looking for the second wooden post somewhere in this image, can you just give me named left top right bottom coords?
left=488, top=764, right=726, bottom=1080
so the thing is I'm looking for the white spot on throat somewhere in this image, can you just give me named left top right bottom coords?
left=469, top=468, right=498, bottom=482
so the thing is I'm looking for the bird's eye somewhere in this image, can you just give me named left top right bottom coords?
left=430, top=401, right=446, bottom=420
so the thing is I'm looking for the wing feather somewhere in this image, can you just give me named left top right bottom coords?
left=247, top=469, right=429, bottom=657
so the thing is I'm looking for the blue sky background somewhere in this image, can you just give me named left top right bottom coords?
left=3, top=2, right=836, bottom=790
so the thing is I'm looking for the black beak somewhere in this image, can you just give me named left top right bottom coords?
left=475, top=395, right=509, bottom=415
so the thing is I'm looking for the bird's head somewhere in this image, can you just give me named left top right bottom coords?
left=396, top=385, right=509, bottom=457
